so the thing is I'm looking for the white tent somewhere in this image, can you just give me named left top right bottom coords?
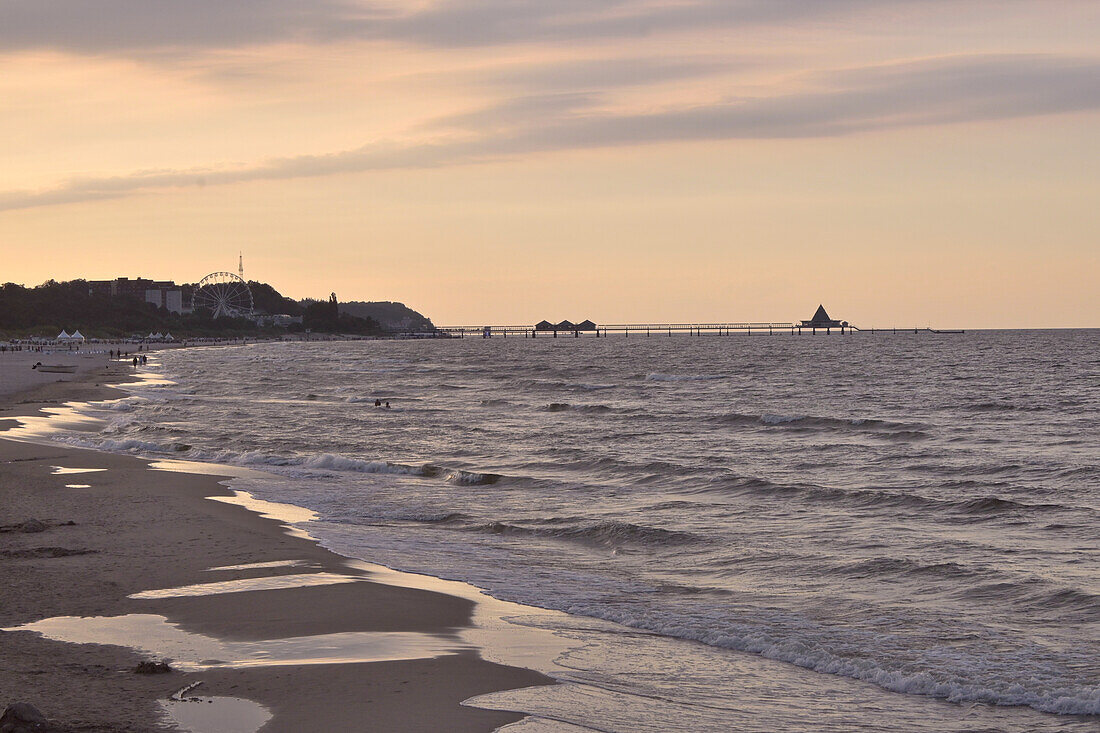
left=152, top=332, right=164, bottom=340
left=70, top=330, right=85, bottom=342
left=57, top=330, right=70, bottom=340
left=147, top=332, right=157, bottom=340
left=164, top=333, right=174, bottom=341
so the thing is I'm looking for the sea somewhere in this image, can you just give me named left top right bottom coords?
left=36, top=331, right=1100, bottom=731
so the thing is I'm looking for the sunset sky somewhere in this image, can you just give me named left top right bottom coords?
left=1, top=1, right=1098, bottom=327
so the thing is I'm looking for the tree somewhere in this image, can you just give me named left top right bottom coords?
left=249, top=281, right=302, bottom=316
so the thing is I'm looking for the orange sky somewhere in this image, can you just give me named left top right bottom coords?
left=1, top=1, right=1098, bottom=328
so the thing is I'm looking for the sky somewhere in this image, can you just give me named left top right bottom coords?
left=1, top=1, right=1098, bottom=328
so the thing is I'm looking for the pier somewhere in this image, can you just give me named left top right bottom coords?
left=415, top=323, right=961, bottom=338
left=414, top=305, right=962, bottom=338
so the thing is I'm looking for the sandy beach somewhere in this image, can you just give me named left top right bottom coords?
left=0, top=351, right=550, bottom=731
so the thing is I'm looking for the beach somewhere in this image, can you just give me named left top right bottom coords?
left=0, top=350, right=550, bottom=732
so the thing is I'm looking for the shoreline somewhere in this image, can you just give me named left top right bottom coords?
left=0, top=355, right=551, bottom=731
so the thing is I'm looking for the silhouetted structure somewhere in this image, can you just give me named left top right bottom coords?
left=434, top=314, right=962, bottom=338
left=88, top=277, right=188, bottom=315
left=534, top=319, right=597, bottom=331
left=799, top=305, right=847, bottom=333
left=528, top=318, right=599, bottom=337
left=801, top=305, right=841, bottom=328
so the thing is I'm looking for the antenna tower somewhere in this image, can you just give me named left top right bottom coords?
left=238, top=253, right=244, bottom=280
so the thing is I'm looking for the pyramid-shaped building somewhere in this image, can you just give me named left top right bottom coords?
left=801, top=305, right=842, bottom=328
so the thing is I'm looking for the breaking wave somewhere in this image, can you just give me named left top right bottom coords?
left=823, top=557, right=981, bottom=580
left=692, top=475, right=1083, bottom=519
left=548, top=599, right=1100, bottom=716
left=711, top=412, right=928, bottom=437
left=50, top=430, right=504, bottom=488
left=91, top=398, right=145, bottom=412
left=461, top=519, right=700, bottom=550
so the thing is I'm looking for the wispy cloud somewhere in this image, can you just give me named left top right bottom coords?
left=3, top=54, right=1097, bottom=212
left=0, top=0, right=989, bottom=54
left=0, top=0, right=379, bottom=54
left=486, top=56, right=736, bottom=93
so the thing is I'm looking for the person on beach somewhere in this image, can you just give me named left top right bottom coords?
left=375, top=399, right=382, bottom=407
left=132, top=357, right=138, bottom=368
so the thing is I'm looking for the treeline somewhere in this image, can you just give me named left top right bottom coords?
left=0, top=280, right=263, bottom=338
left=0, top=280, right=387, bottom=338
left=300, top=294, right=382, bottom=335
left=250, top=282, right=303, bottom=317
left=339, top=301, right=434, bottom=331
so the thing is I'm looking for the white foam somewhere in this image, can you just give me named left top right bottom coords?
left=545, top=602, right=1100, bottom=717
left=300, top=453, right=424, bottom=475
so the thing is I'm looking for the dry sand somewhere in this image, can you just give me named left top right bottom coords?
left=0, top=356, right=550, bottom=731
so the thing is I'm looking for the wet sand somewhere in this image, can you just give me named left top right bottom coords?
left=0, top=360, right=549, bottom=731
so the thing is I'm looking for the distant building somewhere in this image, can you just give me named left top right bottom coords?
left=165, top=290, right=184, bottom=314
left=148, top=286, right=187, bottom=314
left=800, top=305, right=846, bottom=329
left=89, top=277, right=188, bottom=315
left=535, top=319, right=598, bottom=331
left=254, top=313, right=303, bottom=327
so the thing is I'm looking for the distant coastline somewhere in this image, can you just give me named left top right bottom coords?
left=0, top=278, right=433, bottom=340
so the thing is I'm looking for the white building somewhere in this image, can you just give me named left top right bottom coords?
left=145, top=288, right=186, bottom=314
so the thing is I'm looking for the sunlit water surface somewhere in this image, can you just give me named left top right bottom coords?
left=45, top=331, right=1100, bottom=731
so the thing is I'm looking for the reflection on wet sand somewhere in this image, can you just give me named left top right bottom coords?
left=6, top=613, right=468, bottom=670
left=51, top=466, right=107, bottom=474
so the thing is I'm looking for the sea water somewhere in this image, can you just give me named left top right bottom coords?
left=49, top=331, right=1100, bottom=730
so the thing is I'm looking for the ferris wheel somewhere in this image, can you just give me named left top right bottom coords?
left=191, top=272, right=254, bottom=318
